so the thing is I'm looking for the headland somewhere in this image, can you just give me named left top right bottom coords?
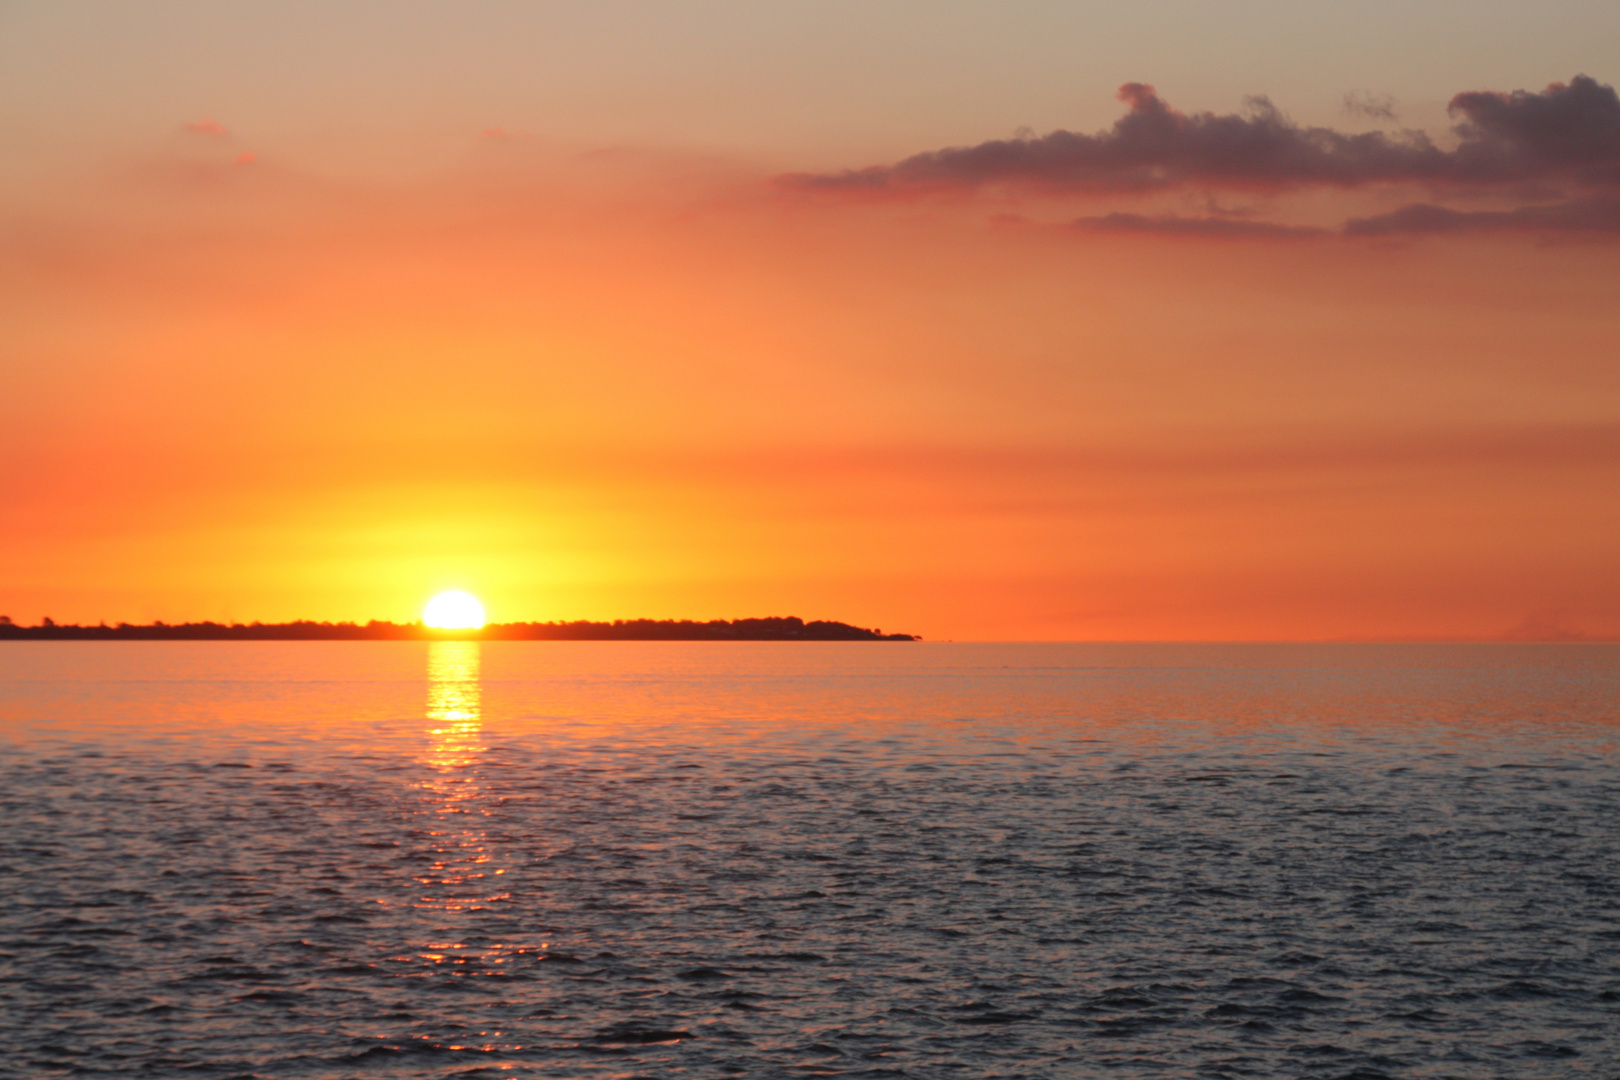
left=0, top=616, right=916, bottom=641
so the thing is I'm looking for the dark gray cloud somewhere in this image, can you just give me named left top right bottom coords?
left=784, top=76, right=1620, bottom=196
left=1449, top=77, right=1620, bottom=184
left=1343, top=90, right=1398, bottom=122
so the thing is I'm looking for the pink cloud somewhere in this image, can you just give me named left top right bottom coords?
left=1072, top=212, right=1326, bottom=239
left=184, top=117, right=229, bottom=136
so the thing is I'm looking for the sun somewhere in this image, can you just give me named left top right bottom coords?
left=424, top=590, right=486, bottom=630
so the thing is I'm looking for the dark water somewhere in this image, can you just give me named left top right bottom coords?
left=2, top=642, right=1617, bottom=1079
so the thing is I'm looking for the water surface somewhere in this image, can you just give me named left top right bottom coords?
left=2, top=642, right=1617, bottom=1078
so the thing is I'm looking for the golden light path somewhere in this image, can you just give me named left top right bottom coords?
left=424, top=590, right=486, bottom=629
left=420, top=640, right=510, bottom=917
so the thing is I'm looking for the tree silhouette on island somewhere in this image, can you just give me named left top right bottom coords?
left=0, top=615, right=916, bottom=641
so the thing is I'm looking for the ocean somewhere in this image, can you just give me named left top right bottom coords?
left=1, top=641, right=1616, bottom=1078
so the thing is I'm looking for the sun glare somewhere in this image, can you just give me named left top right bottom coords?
left=424, top=590, right=486, bottom=630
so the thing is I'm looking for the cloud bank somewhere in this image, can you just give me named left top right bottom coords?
left=784, top=76, right=1620, bottom=237
left=1345, top=196, right=1620, bottom=236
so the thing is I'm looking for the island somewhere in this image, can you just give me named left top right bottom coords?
left=0, top=615, right=917, bottom=641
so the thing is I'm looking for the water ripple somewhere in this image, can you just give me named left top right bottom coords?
left=1, top=641, right=1617, bottom=1077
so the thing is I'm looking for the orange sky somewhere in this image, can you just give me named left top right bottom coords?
left=3, top=4, right=1619, bottom=639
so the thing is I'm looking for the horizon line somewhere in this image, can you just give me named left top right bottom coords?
left=0, top=615, right=1615, bottom=645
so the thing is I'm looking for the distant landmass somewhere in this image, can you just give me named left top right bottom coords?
left=0, top=615, right=917, bottom=641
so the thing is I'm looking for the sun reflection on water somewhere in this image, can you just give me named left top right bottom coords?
left=426, top=640, right=483, bottom=771
left=418, top=641, right=510, bottom=913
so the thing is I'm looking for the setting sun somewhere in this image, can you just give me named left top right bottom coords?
left=424, top=590, right=486, bottom=630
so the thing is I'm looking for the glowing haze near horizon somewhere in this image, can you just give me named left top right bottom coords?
left=3, top=1, right=1619, bottom=640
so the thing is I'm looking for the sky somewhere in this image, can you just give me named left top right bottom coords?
left=3, top=1, right=1619, bottom=640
